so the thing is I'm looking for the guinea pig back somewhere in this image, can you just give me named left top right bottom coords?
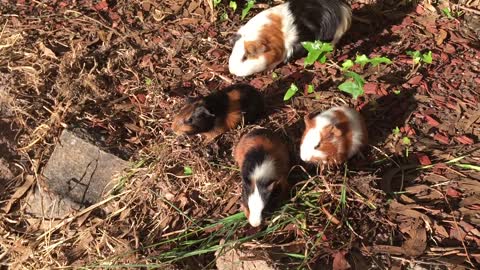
left=172, top=84, right=264, bottom=141
left=234, top=128, right=290, bottom=227
left=300, top=106, right=367, bottom=165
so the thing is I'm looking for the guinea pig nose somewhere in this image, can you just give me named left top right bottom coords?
left=230, top=33, right=241, bottom=46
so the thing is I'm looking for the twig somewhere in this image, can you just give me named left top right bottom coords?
left=453, top=4, right=480, bottom=16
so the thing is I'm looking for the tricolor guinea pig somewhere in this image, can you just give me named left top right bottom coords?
left=229, top=0, right=351, bottom=77
left=233, top=128, right=290, bottom=227
left=172, top=84, right=264, bottom=142
left=300, top=106, right=367, bottom=165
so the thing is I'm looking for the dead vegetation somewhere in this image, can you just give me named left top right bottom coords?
left=0, top=0, right=479, bottom=269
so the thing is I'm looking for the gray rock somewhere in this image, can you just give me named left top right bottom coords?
left=25, top=129, right=129, bottom=218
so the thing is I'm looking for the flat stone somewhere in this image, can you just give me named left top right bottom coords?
left=215, top=245, right=277, bottom=270
left=25, top=129, right=129, bottom=218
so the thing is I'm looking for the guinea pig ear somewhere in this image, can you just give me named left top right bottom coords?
left=266, top=181, right=276, bottom=192
left=230, top=33, right=241, bottom=46
left=304, top=114, right=313, bottom=127
left=332, top=126, right=343, bottom=137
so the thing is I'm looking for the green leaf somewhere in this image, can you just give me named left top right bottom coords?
left=301, top=41, right=333, bottom=66
left=213, top=0, right=221, bottom=7
left=407, top=50, right=421, bottom=64
left=338, top=81, right=364, bottom=99
left=304, top=50, right=322, bottom=66
left=241, top=0, right=255, bottom=20
left=422, top=51, right=433, bottom=64
left=271, top=72, right=278, bottom=79
left=184, top=166, right=193, bottom=176
left=307, top=84, right=314, bottom=94
left=145, top=77, right=153, bottom=86
left=345, top=71, right=365, bottom=87
left=229, top=1, right=237, bottom=11
left=370, top=56, right=392, bottom=67
left=341, top=59, right=354, bottom=70
left=393, top=89, right=401, bottom=95
left=402, top=136, right=411, bottom=145
left=392, top=126, right=400, bottom=135
left=285, top=253, right=305, bottom=259
left=442, top=7, right=453, bottom=19
left=220, top=12, right=228, bottom=21
left=355, top=54, right=370, bottom=67
left=283, top=83, right=298, bottom=101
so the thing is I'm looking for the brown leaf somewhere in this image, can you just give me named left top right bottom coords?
left=454, top=135, right=474, bottom=145
left=435, top=29, right=448, bottom=46
left=446, top=187, right=462, bottom=198
left=433, top=222, right=449, bottom=238
left=402, top=218, right=427, bottom=257
left=408, top=75, right=423, bottom=85
left=332, top=251, right=351, bottom=270
left=433, top=133, right=450, bottom=144
left=424, top=114, right=440, bottom=127
left=363, top=82, right=378, bottom=95
left=450, top=226, right=467, bottom=241
left=3, top=175, right=35, bottom=213
left=416, top=152, right=431, bottom=166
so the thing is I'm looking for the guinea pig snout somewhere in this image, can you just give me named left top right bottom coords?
left=245, top=185, right=265, bottom=227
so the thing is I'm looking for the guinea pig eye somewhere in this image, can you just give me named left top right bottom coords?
left=184, top=118, right=193, bottom=124
left=241, top=54, right=247, bottom=62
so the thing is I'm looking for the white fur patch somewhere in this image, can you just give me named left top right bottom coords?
left=250, top=158, right=276, bottom=181
left=340, top=107, right=365, bottom=158
left=246, top=157, right=276, bottom=227
left=228, top=3, right=298, bottom=77
left=247, top=184, right=264, bottom=227
left=300, top=112, right=333, bottom=163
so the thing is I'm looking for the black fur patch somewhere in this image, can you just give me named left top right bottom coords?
left=288, top=0, right=349, bottom=55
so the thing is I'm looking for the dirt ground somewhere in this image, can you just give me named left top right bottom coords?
left=0, top=0, right=479, bottom=269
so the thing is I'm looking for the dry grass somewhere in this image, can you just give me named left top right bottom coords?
left=1, top=0, right=479, bottom=269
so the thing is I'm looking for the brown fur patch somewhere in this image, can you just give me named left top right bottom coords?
left=244, top=13, right=286, bottom=68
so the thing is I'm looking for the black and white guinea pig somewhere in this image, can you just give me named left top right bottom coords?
left=229, top=0, right=351, bottom=77
left=300, top=106, right=367, bottom=165
left=172, top=84, right=264, bottom=142
left=233, top=128, right=290, bottom=227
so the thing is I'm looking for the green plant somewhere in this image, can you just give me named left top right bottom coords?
left=441, top=7, right=453, bottom=19
left=213, top=0, right=221, bottom=7
left=284, top=83, right=299, bottom=101
left=302, top=41, right=333, bottom=66
left=241, top=0, right=255, bottom=20
left=407, top=50, right=433, bottom=65
left=307, top=84, right=315, bottom=94
left=229, top=1, right=237, bottom=11
left=184, top=166, right=193, bottom=176
left=338, top=71, right=365, bottom=99
left=145, top=77, right=153, bottom=86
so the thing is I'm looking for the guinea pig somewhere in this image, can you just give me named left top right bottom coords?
left=172, top=84, right=265, bottom=142
left=233, top=128, right=290, bottom=227
left=229, top=0, right=351, bottom=77
left=300, top=106, right=367, bottom=165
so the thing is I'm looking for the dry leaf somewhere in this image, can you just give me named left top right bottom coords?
left=38, top=42, right=57, bottom=59
left=3, top=175, right=35, bottom=213
left=436, top=29, right=448, bottom=46
left=402, top=218, right=427, bottom=257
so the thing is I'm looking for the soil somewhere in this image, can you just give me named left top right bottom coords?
left=0, top=0, right=479, bottom=269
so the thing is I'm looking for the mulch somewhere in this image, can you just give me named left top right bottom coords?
left=0, top=0, right=479, bottom=269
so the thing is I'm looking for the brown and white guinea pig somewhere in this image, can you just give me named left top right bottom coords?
left=172, top=84, right=265, bottom=142
left=234, top=128, right=290, bottom=227
left=300, top=106, right=367, bottom=165
left=229, top=0, right=351, bottom=77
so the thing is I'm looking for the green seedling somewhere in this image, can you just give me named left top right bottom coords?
left=220, top=12, right=228, bottom=21
left=392, top=126, right=400, bottom=136
left=370, top=56, right=392, bottom=67
left=338, top=71, right=365, bottom=99
left=213, top=0, right=221, bottom=7
left=145, top=77, right=153, bottom=86
left=393, top=89, right=401, bottom=95
left=355, top=54, right=370, bottom=67
left=302, top=40, right=333, bottom=66
left=272, top=71, right=278, bottom=79
left=184, top=166, right=193, bottom=176
left=441, top=7, right=453, bottom=19
left=241, top=0, right=255, bottom=20
left=341, top=59, right=354, bottom=71
left=407, top=50, right=433, bottom=65
left=402, top=136, right=411, bottom=145
left=284, top=83, right=299, bottom=101
left=229, top=1, right=237, bottom=11
left=307, top=84, right=315, bottom=94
